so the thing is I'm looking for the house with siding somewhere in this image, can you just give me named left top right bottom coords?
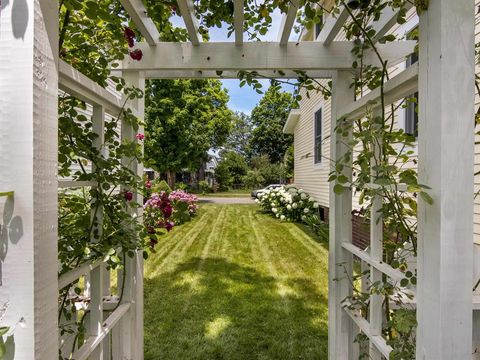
left=283, top=7, right=480, bottom=249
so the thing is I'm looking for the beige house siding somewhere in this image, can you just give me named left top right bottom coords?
left=293, top=86, right=331, bottom=207
left=290, top=7, right=480, bottom=244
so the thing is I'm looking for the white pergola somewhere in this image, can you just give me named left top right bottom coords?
left=0, top=0, right=476, bottom=359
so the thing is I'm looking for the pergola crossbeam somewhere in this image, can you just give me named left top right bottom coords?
left=278, top=0, right=300, bottom=45
left=143, top=69, right=334, bottom=79
left=234, top=0, right=244, bottom=45
left=59, top=60, right=134, bottom=117
left=177, top=0, right=201, bottom=45
left=119, top=0, right=160, bottom=45
left=317, top=5, right=349, bottom=45
left=339, top=63, right=418, bottom=120
left=120, top=41, right=416, bottom=72
left=371, top=3, right=414, bottom=43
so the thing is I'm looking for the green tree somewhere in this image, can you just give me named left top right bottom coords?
left=215, top=151, right=249, bottom=190
left=145, top=79, right=233, bottom=187
left=248, top=86, right=294, bottom=163
left=224, top=112, right=253, bottom=156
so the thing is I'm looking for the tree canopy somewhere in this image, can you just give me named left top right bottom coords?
left=248, top=86, right=294, bottom=163
left=224, top=112, right=253, bottom=156
left=144, top=79, right=233, bottom=178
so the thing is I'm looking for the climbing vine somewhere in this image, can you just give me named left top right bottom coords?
left=237, top=1, right=428, bottom=358
left=54, top=0, right=442, bottom=358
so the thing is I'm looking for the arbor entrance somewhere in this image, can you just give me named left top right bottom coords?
left=0, top=0, right=476, bottom=359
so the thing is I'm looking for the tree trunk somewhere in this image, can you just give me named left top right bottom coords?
left=166, top=170, right=175, bottom=189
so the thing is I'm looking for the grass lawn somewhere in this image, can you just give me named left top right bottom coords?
left=144, top=204, right=329, bottom=360
left=199, top=189, right=253, bottom=198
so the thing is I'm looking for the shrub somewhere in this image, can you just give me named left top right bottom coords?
left=256, top=185, right=321, bottom=225
left=175, top=182, right=188, bottom=191
left=199, top=180, right=212, bottom=194
left=303, top=214, right=329, bottom=241
left=152, top=179, right=172, bottom=194
left=169, top=190, right=199, bottom=225
left=243, top=169, right=265, bottom=189
left=143, top=192, right=174, bottom=248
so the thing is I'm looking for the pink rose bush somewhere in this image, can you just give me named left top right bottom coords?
left=168, top=190, right=198, bottom=225
left=143, top=191, right=174, bottom=249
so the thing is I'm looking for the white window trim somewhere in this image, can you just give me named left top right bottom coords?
left=313, top=100, right=325, bottom=170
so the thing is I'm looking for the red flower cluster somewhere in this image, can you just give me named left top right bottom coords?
left=124, top=190, right=134, bottom=201
left=145, top=179, right=152, bottom=189
left=135, top=133, right=145, bottom=140
left=129, top=49, right=143, bottom=61
left=123, top=27, right=135, bottom=47
left=143, top=192, right=175, bottom=249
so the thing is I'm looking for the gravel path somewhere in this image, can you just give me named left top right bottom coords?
left=198, top=196, right=255, bottom=204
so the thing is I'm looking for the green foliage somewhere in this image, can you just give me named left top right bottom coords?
left=387, top=309, right=417, bottom=359
left=215, top=151, right=249, bottom=190
left=284, top=145, right=295, bottom=180
left=243, top=169, right=265, bottom=189
left=249, top=154, right=287, bottom=185
left=248, top=86, right=294, bottom=163
left=224, top=112, right=253, bottom=156
left=152, top=179, right=172, bottom=194
left=199, top=180, right=213, bottom=194
left=303, top=214, right=329, bottom=241
left=144, top=79, right=233, bottom=174
left=174, top=182, right=188, bottom=191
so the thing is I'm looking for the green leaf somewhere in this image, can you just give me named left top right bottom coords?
left=333, top=184, right=345, bottom=195
left=0, top=327, right=9, bottom=337
left=420, top=191, right=434, bottom=205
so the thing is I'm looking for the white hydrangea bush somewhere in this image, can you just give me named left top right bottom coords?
left=256, top=185, right=320, bottom=222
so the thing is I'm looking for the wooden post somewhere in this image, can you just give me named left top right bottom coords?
left=417, top=0, right=475, bottom=358
left=369, top=120, right=383, bottom=360
left=328, top=70, right=355, bottom=360
left=0, top=0, right=58, bottom=358
left=113, top=71, right=145, bottom=360
left=90, top=105, right=106, bottom=359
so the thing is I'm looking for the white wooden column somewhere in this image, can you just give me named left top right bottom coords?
left=90, top=105, right=106, bottom=359
left=0, top=0, right=58, bottom=358
left=114, top=71, right=145, bottom=360
left=328, top=70, right=355, bottom=360
left=417, top=0, right=475, bottom=358
left=369, top=126, right=383, bottom=360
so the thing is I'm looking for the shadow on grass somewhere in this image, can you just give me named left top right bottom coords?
left=292, top=222, right=329, bottom=251
left=145, top=257, right=328, bottom=360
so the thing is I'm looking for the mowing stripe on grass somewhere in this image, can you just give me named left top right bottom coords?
left=144, top=204, right=329, bottom=360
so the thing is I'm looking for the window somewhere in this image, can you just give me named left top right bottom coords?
left=405, top=27, right=418, bottom=137
left=315, top=15, right=324, bottom=39
left=405, top=91, right=418, bottom=137
left=314, top=108, right=322, bottom=163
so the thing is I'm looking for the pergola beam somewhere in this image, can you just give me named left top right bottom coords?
left=177, top=0, right=201, bottom=45
left=119, top=0, right=160, bottom=45
left=371, top=3, right=414, bottom=43
left=278, top=0, right=300, bottom=45
left=119, top=41, right=415, bottom=72
left=234, top=0, right=244, bottom=45
left=143, top=69, right=334, bottom=79
left=317, top=5, right=349, bottom=45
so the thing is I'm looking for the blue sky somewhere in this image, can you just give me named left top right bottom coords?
left=170, top=12, right=298, bottom=114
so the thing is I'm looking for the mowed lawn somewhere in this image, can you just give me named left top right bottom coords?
left=144, top=204, right=329, bottom=360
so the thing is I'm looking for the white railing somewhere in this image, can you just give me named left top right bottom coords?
left=58, top=61, right=144, bottom=360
